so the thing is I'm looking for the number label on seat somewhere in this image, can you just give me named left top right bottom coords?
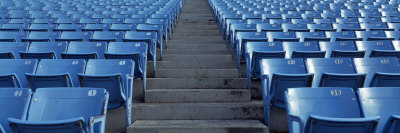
left=330, top=89, right=342, bottom=96
left=88, top=90, right=97, bottom=96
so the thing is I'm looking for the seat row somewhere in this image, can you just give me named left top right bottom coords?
left=0, top=59, right=139, bottom=131
left=285, top=87, right=400, bottom=133
left=0, top=87, right=109, bottom=133
left=260, top=57, right=400, bottom=133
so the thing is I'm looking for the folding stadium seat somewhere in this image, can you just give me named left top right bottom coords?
left=0, top=42, right=28, bottom=59
left=0, top=88, right=31, bottom=133
left=387, top=23, right=400, bottom=31
left=101, top=19, right=123, bottom=24
left=319, top=41, right=364, bottom=58
left=62, top=42, right=107, bottom=60
left=78, top=18, right=100, bottom=24
left=54, top=24, right=83, bottom=32
left=313, top=19, right=336, bottom=25
left=0, top=59, right=37, bottom=88
left=82, top=24, right=110, bottom=31
left=104, top=42, right=148, bottom=91
left=136, top=24, right=164, bottom=49
left=296, top=31, right=330, bottom=42
left=306, top=58, right=365, bottom=90
left=282, top=23, right=309, bottom=32
left=342, top=10, right=362, bottom=18
left=0, top=24, right=28, bottom=31
left=8, top=87, right=108, bottom=133
left=262, top=14, right=282, bottom=19
left=385, top=31, right=400, bottom=40
left=355, top=31, right=394, bottom=41
left=333, top=23, right=365, bottom=31
left=356, top=40, right=400, bottom=58
left=268, top=19, right=292, bottom=24
left=224, top=19, right=246, bottom=39
left=124, top=18, right=146, bottom=24
left=336, top=18, right=360, bottom=24
left=56, top=31, right=92, bottom=42
left=301, top=13, right=322, bottom=19
left=256, top=23, right=283, bottom=32
left=20, top=42, right=67, bottom=60
left=78, top=59, right=134, bottom=126
left=131, top=14, right=151, bottom=19
left=354, top=58, right=400, bottom=87
left=0, top=32, right=27, bottom=42
left=283, top=41, right=326, bottom=58
left=260, top=58, right=313, bottom=129
left=33, top=18, right=55, bottom=24
left=285, top=87, right=379, bottom=133
left=244, top=42, right=285, bottom=89
left=361, top=23, right=392, bottom=31
left=24, top=24, right=56, bottom=32
left=124, top=31, right=157, bottom=62
left=358, top=87, right=400, bottom=133
left=90, top=31, right=124, bottom=42
left=359, top=17, right=383, bottom=23
left=267, top=32, right=299, bottom=42
left=55, top=18, right=79, bottom=24
left=291, top=19, right=314, bottom=24
left=147, top=18, right=171, bottom=40
left=109, top=24, right=136, bottom=31
left=25, top=59, right=86, bottom=91
left=307, top=24, right=335, bottom=32
left=21, top=32, right=60, bottom=42
left=235, top=32, right=268, bottom=76
left=325, top=31, right=362, bottom=41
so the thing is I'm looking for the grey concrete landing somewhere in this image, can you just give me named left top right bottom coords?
left=145, top=89, right=250, bottom=103
left=128, top=120, right=268, bottom=133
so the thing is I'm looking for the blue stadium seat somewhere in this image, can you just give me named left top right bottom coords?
left=256, top=23, right=283, bottom=32
left=307, top=24, right=335, bottom=32
left=83, top=24, right=110, bottom=31
left=25, top=59, right=86, bottom=91
left=0, top=59, right=37, bottom=88
left=245, top=42, right=285, bottom=89
left=361, top=22, right=392, bottom=31
left=105, top=42, right=147, bottom=92
left=319, top=41, right=365, bottom=58
left=326, top=31, right=362, bottom=41
left=54, top=24, right=83, bottom=32
left=296, top=31, right=330, bottom=42
left=62, top=42, right=107, bottom=60
left=21, top=32, right=60, bottom=42
left=260, top=58, right=313, bottom=129
left=0, top=32, right=27, bottom=42
left=385, top=31, right=400, bottom=40
left=136, top=24, right=164, bottom=49
left=354, top=58, right=400, bottom=87
left=78, top=59, right=134, bottom=127
left=0, top=88, right=31, bottom=133
left=0, top=24, right=28, bottom=31
left=355, top=31, right=394, bottom=41
left=124, top=31, right=158, bottom=62
left=56, top=31, right=92, bottom=42
left=235, top=32, right=268, bottom=74
left=0, top=42, right=28, bottom=59
left=306, top=58, right=365, bottom=90
left=358, top=87, right=400, bottom=133
left=283, top=41, right=326, bottom=58
left=8, top=87, right=109, bottom=133
left=109, top=24, right=136, bottom=31
left=285, top=87, right=379, bottom=133
left=282, top=23, right=309, bottom=32
left=356, top=40, right=400, bottom=58
left=20, top=42, right=67, bottom=60
left=124, top=18, right=146, bottom=24
left=267, top=32, right=299, bottom=42
left=24, top=24, right=56, bottom=32
left=90, top=31, right=124, bottom=42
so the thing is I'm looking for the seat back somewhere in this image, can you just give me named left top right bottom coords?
left=354, top=58, right=400, bottom=87
left=0, top=42, right=28, bottom=58
left=23, top=42, right=67, bottom=59
left=0, top=59, right=37, bottom=87
left=65, top=42, right=107, bottom=59
left=319, top=41, right=364, bottom=58
left=34, top=59, right=86, bottom=87
left=356, top=40, right=396, bottom=57
left=358, top=87, right=400, bottom=133
left=0, top=88, right=31, bottom=133
left=283, top=41, right=325, bottom=58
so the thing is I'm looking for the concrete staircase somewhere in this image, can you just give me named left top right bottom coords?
left=126, top=0, right=267, bottom=132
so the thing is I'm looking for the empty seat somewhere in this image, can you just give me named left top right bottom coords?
left=361, top=22, right=392, bottom=31
left=82, top=24, right=110, bottom=31
left=8, top=87, right=108, bottom=133
left=256, top=23, right=283, bottom=32
left=109, top=24, right=136, bottom=31
left=0, top=88, right=31, bottom=133
left=282, top=23, right=309, bottom=32
left=356, top=40, right=400, bottom=58
left=0, top=59, right=37, bottom=88
left=24, top=24, right=56, bottom=32
left=307, top=24, right=335, bottom=32
left=90, top=31, right=124, bottom=42
left=25, top=59, right=86, bottom=91
left=21, top=32, right=60, bottom=42
left=136, top=24, right=164, bottom=49
left=78, top=59, right=134, bottom=126
left=20, top=42, right=67, bottom=60
left=0, top=42, right=28, bottom=59
left=354, top=58, right=400, bottom=87
left=62, top=42, right=107, bottom=60
left=283, top=41, right=326, bottom=58
left=306, top=58, right=365, bottom=90
left=296, top=31, right=330, bottom=42
left=245, top=42, right=285, bottom=89
left=0, top=32, right=27, bottom=42
left=286, top=87, right=379, bottom=133
left=319, top=41, right=365, bottom=58
left=326, top=31, right=362, bottom=41
left=54, top=24, right=83, bottom=32
left=333, top=23, right=365, bottom=31
left=124, top=31, right=157, bottom=62
left=0, top=24, right=28, bottom=31
left=260, top=58, right=313, bottom=128
left=56, top=31, right=92, bottom=42
left=355, top=31, right=394, bottom=41
left=267, top=32, right=299, bottom=42
left=358, top=87, right=400, bottom=133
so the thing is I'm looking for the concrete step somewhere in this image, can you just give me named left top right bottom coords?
left=172, top=32, right=220, bottom=36
left=177, top=21, right=218, bottom=25
left=180, top=14, right=214, bottom=18
left=147, top=78, right=247, bottom=89
left=155, top=69, right=238, bottom=78
left=168, top=44, right=226, bottom=49
left=172, top=36, right=221, bottom=41
left=145, top=89, right=250, bottom=103
left=163, top=54, right=231, bottom=61
left=128, top=120, right=267, bottom=133
left=176, top=24, right=218, bottom=29
left=132, top=101, right=263, bottom=120
left=160, top=49, right=230, bottom=55
left=169, top=40, right=226, bottom=44
left=172, top=29, right=220, bottom=33
left=155, top=61, right=236, bottom=69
